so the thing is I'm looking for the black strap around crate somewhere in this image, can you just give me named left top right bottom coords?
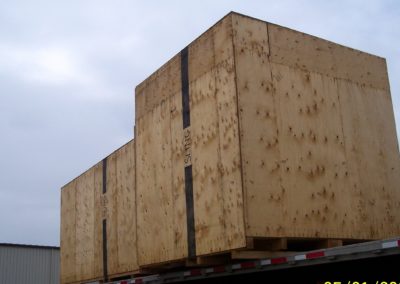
left=102, top=158, right=109, bottom=282
left=181, top=46, right=196, bottom=259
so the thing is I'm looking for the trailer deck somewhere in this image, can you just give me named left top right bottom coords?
left=100, top=237, right=400, bottom=284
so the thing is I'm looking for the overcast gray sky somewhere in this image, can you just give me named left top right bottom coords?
left=0, top=0, right=399, bottom=246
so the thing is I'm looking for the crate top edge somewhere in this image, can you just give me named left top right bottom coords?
left=233, top=11, right=386, bottom=61
left=134, top=11, right=386, bottom=93
left=61, top=138, right=135, bottom=190
left=134, top=11, right=236, bottom=93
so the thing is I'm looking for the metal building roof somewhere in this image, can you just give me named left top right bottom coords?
left=0, top=243, right=59, bottom=284
left=0, top=242, right=59, bottom=250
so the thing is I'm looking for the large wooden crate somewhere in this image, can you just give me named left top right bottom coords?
left=135, top=12, right=400, bottom=267
left=60, top=140, right=137, bottom=284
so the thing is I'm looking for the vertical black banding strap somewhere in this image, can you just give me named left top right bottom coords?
left=184, top=165, right=196, bottom=258
left=181, top=47, right=190, bottom=129
left=102, top=158, right=108, bottom=282
left=181, top=46, right=196, bottom=258
left=102, top=219, right=108, bottom=282
left=102, top=158, right=107, bottom=194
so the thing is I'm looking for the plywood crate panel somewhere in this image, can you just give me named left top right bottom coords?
left=135, top=15, right=246, bottom=267
left=60, top=140, right=137, bottom=284
left=135, top=12, right=400, bottom=267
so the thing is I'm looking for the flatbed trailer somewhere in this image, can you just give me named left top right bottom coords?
left=99, top=237, right=400, bottom=284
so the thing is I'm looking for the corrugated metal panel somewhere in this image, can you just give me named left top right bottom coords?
left=0, top=245, right=59, bottom=284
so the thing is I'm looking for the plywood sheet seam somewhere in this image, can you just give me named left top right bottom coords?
left=230, top=14, right=248, bottom=242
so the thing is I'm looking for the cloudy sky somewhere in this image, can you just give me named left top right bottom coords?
left=0, top=0, right=399, bottom=246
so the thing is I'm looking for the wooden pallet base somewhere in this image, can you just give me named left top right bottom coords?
left=114, top=238, right=370, bottom=277
left=245, top=237, right=348, bottom=251
left=106, top=270, right=143, bottom=282
left=186, top=253, right=232, bottom=267
left=246, top=237, right=289, bottom=250
left=231, top=237, right=369, bottom=260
